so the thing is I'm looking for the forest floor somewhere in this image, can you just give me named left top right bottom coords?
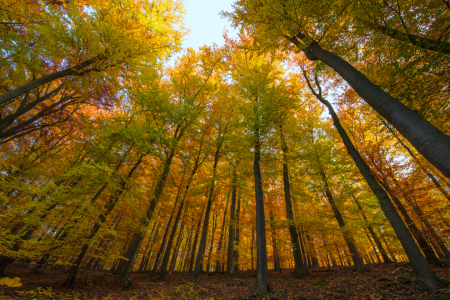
left=2, top=261, right=450, bottom=299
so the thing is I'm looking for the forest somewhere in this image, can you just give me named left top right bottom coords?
left=1, top=0, right=450, bottom=299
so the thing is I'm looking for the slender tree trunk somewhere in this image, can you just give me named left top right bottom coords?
left=253, top=125, right=273, bottom=293
left=159, top=192, right=188, bottom=280
left=377, top=178, right=442, bottom=266
left=189, top=204, right=205, bottom=273
left=279, top=126, right=308, bottom=276
left=216, top=192, right=230, bottom=272
left=227, top=166, right=237, bottom=274
left=302, top=70, right=442, bottom=290
left=139, top=221, right=160, bottom=272
left=251, top=227, right=255, bottom=271
left=381, top=119, right=450, bottom=203
left=269, top=209, right=281, bottom=272
left=364, top=227, right=382, bottom=264
left=149, top=183, right=183, bottom=279
left=191, top=144, right=222, bottom=282
left=206, top=213, right=218, bottom=273
left=234, top=192, right=241, bottom=273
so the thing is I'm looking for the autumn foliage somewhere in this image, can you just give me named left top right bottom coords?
left=1, top=0, right=450, bottom=299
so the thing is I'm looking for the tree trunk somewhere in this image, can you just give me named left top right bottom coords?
left=191, top=144, right=221, bottom=282
left=253, top=125, right=273, bottom=293
left=234, top=192, right=241, bottom=273
left=215, top=191, right=230, bottom=272
left=269, top=209, right=281, bottom=272
left=279, top=126, right=308, bottom=276
left=117, top=141, right=180, bottom=282
left=227, top=166, right=237, bottom=274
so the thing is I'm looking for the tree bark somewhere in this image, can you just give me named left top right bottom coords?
left=279, top=126, right=308, bottom=276
left=191, top=144, right=221, bottom=282
left=215, top=191, right=230, bottom=272
left=253, top=125, right=273, bottom=293
left=227, top=166, right=237, bottom=274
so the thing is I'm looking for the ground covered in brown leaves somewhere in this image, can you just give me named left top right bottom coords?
left=2, top=261, right=450, bottom=299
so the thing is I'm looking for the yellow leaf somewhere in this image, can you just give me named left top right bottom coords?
left=0, top=277, right=22, bottom=288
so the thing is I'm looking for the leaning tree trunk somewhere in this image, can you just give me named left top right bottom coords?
left=302, top=71, right=443, bottom=291
left=290, top=36, right=450, bottom=181
left=159, top=194, right=187, bottom=280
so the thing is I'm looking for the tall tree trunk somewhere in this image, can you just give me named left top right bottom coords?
left=149, top=180, right=183, bottom=279
left=253, top=125, right=273, bottom=293
left=215, top=191, right=230, bottom=273
left=159, top=190, right=189, bottom=280
left=376, top=178, right=442, bottom=267
left=234, top=192, right=241, bottom=273
left=139, top=221, right=160, bottom=272
left=269, top=209, right=281, bottom=272
left=251, top=227, right=255, bottom=271
left=279, top=126, right=307, bottom=276
left=227, top=166, right=237, bottom=274
left=302, top=70, right=442, bottom=290
left=191, top=143, right=222, bottom=282
left=189, top=204, right=205, bottom=273
left=206, top=212, right=218, bottom=272
left=291, top=37, right=450, bottom=181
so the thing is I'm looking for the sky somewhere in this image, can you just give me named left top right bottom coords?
left=169, top=0, right=239, bottom=64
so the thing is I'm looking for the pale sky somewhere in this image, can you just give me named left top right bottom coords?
left=169, top=0, right=238, bottom=64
